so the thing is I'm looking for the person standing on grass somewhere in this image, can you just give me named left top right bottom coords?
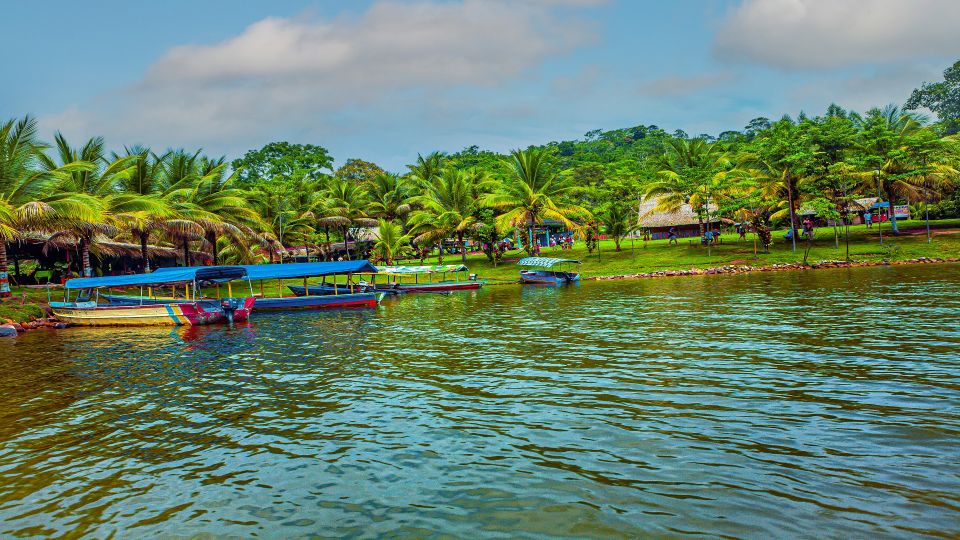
left=803, top=217, right=814, bottom=240
left=668, top=227, right=679, bottom=245
left=863, top=211, right=873, bottom=228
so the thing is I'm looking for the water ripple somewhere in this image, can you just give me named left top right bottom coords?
left=0, top=264, right=958, bottom=537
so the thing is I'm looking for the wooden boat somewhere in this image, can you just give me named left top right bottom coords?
left=358, top=264, right=485, bottom=293
left=517, top=257, right=582, bottom=285
left=53, top=267, right=256, bottom=326
left=154, top=261, right=385, bottom=311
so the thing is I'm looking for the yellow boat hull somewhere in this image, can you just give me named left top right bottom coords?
left=53, top=304, right=194, bottom=326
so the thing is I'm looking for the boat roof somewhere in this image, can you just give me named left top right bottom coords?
left=65, top=266, right=247, bottom=289
left=241, top=261, right=377, bottom=280
left=375, top=264, right=468, bottom=274
left=517, top=257, right=581, bottom=268
left=155, top=261, right=378, bottom=280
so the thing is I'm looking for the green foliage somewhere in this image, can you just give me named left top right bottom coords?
left=906, top=60, right=960, bottom=134
left=335, top=158, right=386, bottom=184
left=231, top=141, right=333, bottom=187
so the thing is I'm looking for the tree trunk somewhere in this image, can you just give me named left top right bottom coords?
left=438, top=243, right=444, bottom=265
left=614, top=236, right=622, bottom=251
left=0, top=241, right=10, bottom=297
left=787, top=173, right=798, bottom=252
left=458, top=232, right=467, bottom=264
left=139, top=231, right=150, bottom=272
left=342, top=226, right=351, bottom=260
left=886, top=184, right=900, bottom=234
left=182, top=239, right=191, bottom=267
left=269, top=244, right=275, bottom=264
left=80, top=237, right=93, bottom=277
left=205, top=231, right=218, bottom=265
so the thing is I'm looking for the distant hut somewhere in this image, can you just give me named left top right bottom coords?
left=637, top=198, right=720, bottom=240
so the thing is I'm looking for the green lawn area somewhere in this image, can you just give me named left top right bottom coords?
left=404, top=218, right=960, bottom=282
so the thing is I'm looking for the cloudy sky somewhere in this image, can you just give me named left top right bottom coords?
left=2, top=0, right=958, bottom=171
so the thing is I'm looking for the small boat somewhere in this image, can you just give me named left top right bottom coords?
left=241, top=261, right=384, bottom=311
left=370, top=264, right=484, bottom=293
left=518, top=257, right=582, bottom=285
left=154, top=261, right=385, bottom=311
left=54, top=267, right=256, bottom=326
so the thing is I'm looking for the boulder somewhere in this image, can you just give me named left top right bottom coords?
left=0, top=325, right=17, bottom=337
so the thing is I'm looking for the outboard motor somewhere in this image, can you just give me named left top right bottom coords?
left=221, top=298, right=243, bottom=325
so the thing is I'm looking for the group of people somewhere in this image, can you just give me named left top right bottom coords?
left=549, top=235, right=575, bottom=251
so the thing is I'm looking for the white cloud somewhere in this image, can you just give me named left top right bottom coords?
left=789, top=65, right=943, bottom=114
left=42, top=0, right=596, bottom=159
left=714, top=0, right=960, bottom=69
left=638, top=73, right=734, bottom=97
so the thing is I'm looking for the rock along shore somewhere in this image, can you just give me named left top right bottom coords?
left=585, top=256, right=955, bottom=282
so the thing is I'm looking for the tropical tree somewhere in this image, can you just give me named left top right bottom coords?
left=600, top=201, right=636, bottom=251
left=185, top=158, right=262, bottom=265
left=320, top=178, right=375, bottom=260
left=365, top=173, right=412, bottom=222
left=482, top=148, right=589, bottom=254
left=856, top=105, right=934, bottom=234
left=0, top=117, right=100, bottom=292
left=645, top=137, right=729, bottom=248
left=407, top=169, right=484, bottom=264
left=113, top=147, right=174, bottom=270
left=40, top=133, right=154, bottom=276
left=371, top=218, right=410, bottom=265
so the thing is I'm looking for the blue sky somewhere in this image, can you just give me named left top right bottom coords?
left=2, top=0, right=958, bottom=171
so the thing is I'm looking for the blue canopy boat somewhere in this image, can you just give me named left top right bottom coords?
left=148, top=261, right=384, bottom=311
left=55, top=267, right=256, bottom=326
left=290, top=264, right=483, bottom=295
left=517, top=257, right=582, bottom=285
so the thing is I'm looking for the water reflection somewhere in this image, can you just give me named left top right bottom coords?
left=0, top=264, right=958, bottom=537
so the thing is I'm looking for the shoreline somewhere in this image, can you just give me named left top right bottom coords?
left=582, top=256, right=955, bottom=282
left=2, top=256, right=956, bottom=336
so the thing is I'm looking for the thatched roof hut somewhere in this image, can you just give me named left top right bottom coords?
left=637, top=198, right=719, bottom=229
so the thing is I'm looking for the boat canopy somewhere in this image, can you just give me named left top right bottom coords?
left=240, top=261, right=377, bottom=280
left=375, top=264, right=468, bottom=274
left=154, top=261, right=378, bottom=280
left=517, top=257, right=581, bottom=268
left=65, top=266, right=248, bottom=289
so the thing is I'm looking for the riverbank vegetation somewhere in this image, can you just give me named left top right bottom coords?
left=3, top=60, right=960, bottom=304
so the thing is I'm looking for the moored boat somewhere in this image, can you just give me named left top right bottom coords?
left=54, top=267, right=256, bottom=326
left=154, top=261, right=385, bottom=311
left=240, top=261, right=384, bottom=310
left=518, top=257, right=582, bottom=285
left=361, top=264, right=484, bottom=293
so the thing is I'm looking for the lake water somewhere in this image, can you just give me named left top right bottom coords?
left=1, top=264, right=959, bottom=538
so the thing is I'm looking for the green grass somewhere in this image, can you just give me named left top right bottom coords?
left=404, top=219, right=960, bottom=282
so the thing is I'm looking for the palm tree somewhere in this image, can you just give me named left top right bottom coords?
left=406, top=152, right=445, bottom=188
left=646, top=138, right=726, bottom=238
left=320, top=178, right=375, bottom=260
left=371, top=218, right=410, bottom=265
left=365, top=173, right=412, bottom=222
left=408, top=169, right=481, bottom=264
left=0, top=116, right=99, bottom=293
left=856, top=104, right=930, bottom=234
left=600, top=202, right=636, bottom=251
left=482, top=148, right=589, bottom=254
left=113, top=147, right=174, bottom=271
left=41, top=133, right=150, bottom=276
left=187, top=158, right=261, bottom=265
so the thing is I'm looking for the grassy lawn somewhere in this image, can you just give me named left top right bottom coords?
left=402, top=218, right=960, bottom=282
